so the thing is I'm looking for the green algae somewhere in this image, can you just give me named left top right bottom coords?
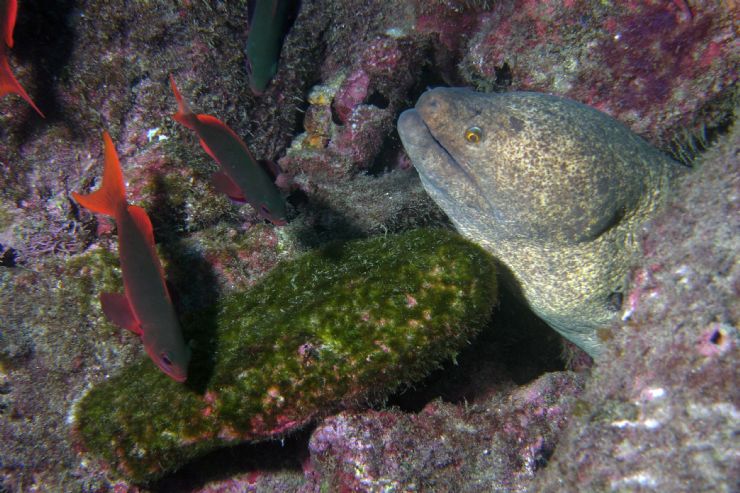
left=73, top=228, right=497, bottom=483
left=61, top=246, right=123, bottom=318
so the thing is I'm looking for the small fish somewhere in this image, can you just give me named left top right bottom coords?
left=0, top=0, right=43, bottom=117
left=169, top=75, right=287, bottom=225
left=245, top=0, right=293, bottom=94
left=72, top=132, right=190, bottom=382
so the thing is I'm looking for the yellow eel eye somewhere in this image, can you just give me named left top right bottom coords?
left=465, top=126, right=482, bottom=144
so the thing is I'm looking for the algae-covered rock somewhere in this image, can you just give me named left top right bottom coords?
left=72, top=228, right=497, bottom=483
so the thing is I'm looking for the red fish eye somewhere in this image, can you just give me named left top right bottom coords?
left=160, top=352, right=173, bottom=366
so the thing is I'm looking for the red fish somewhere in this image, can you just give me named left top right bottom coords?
left=0, top=0, right=43, bottom=117
left=72, top=132, right=190, bottom=382
left=169, top=75, right=287, bottom=225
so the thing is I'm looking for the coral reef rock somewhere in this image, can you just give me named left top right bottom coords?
left=306, top=371, right=586, bottom=492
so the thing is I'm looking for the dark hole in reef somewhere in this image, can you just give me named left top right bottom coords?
left=365, top=58, right=448, bottom=177
left=291, top=194, right=370, bottom=249
left=533, top=444, right=555, bottom=470
left=367, top=128, right=404, bottom=176
left=330, top=100, right=344, bottom=125
left=286, top=188, right=309, bottom=208
left=0, top=245, right=18, bottom=268
left=494, top=62, right=513, bottom=89
left=709, top=328, right=723, bottom=345
left=606, top=291, right=624, bottom=312
left=404, top=57, right=450, bottom=107
left=366, top=90, right=389, bottom=110
left=130, top=71, right=151, bottom=90
left=291, top=91, right=311, bottom=137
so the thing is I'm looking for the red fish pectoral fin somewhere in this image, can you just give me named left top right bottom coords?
left=198, top=138, right=219, bottom=162
left=100, top=292, right=142, bottom=335
left=211, top=171, right=247, bottom=203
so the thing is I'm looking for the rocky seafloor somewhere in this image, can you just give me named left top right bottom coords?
left=0, top=1, right=737, bottom=492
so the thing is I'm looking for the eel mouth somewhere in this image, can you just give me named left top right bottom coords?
left=397, top=108, right=478, bottom=190
left=398, top=105, right=504, bottom=225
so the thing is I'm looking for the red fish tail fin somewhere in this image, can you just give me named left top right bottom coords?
left=0, top=54, right=44, bottom=117
left=72, top=131, right=126, bottom=217
left=3, top=0, right=18, bottom=48
left=169, top=74, right=198, bottom=129
left=1, top=1, right=43, bottom=117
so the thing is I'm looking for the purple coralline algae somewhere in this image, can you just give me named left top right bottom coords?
left=305, top=371, right=586, bottom=492
left=280, top=32, right=423, bottom=181
left=459, top=1, right=738, bottom=147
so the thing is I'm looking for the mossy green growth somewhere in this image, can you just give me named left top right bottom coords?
left=73, top=228, right=497, bottom=483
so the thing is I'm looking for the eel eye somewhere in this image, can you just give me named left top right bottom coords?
left=464, top=126, right=483, bottom=144
left=260, top=204, right=271, bottom=216
left=160, top=352, right=173, bottom=367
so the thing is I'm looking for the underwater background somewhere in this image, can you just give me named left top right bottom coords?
left=0, top=0, right=737, bottom=491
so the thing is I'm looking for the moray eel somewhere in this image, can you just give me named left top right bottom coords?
left=398, top=88, right=678, bottom=357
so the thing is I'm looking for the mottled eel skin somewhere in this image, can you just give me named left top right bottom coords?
left=398, top=88, right=679, bottom=357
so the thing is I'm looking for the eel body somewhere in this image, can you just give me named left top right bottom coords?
left=398, top=88, right=678, bottom=357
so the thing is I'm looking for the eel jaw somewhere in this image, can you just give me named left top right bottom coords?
left=398, top=108, right=504, bottom=227
left=397, top=108, right=474, bottom=196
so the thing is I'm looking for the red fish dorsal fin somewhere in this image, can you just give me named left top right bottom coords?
left=126, top=204, right=169, bottom=285
left=126, top=205, right=156, bottom=249
left=197, top=114, right=249, bottom=147
left=195, top=113, right=257, bottom=161
left=169, top=74, right=198, bottom=129
left=72, top=132, right=126, bottom=217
